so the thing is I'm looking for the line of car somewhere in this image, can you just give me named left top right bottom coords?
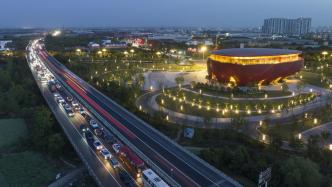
left=28, top=41, right=169, bottom=187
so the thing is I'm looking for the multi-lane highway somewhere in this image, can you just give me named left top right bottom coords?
left=30, top=39, right=241, bottom=187
left=26, top=43, right=123, bottom=187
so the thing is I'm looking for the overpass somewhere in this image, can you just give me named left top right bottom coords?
left=32, top=40, right=241, bottom=187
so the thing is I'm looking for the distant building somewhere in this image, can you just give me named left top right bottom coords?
left=262, top=18, right=311, bottom=36
left=88, top=42, right=100, bottom=50
left=0, top=40, right=12, bottom=51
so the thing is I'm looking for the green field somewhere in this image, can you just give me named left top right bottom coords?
left=0, top=151, right=57, bottom=187
left=0, top=119, right=27, bottom=148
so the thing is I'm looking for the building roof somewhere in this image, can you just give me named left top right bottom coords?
left=210, top=48, right=302, bottom=57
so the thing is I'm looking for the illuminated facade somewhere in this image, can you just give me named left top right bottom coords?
left=207, top=48, right=303, bottom=86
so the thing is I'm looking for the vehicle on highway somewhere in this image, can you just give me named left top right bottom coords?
left=109, top=157, right=120, bottom=169
left=89, top=119, right=99, bottom=129
left=64, top=104, right=72, bottom=111
left=93, top=140, right=103, bottom=150
left=100, top=148, right=112, bottom=160
left=56, top=96, right=65, bottom=104
left=79, top=124, right=87, bottom=133
left=112, top=143, right=121, bottom=153
left=84, top=130, right=94, bottom=143
left=53, top=92, right=60, bottom=98
left=72, top=100, right=80, bottom=110
left=118, top=146, right=145, bottom=179
left=94, top=128, right=103, bottom=137
left=142, top=169, right=169, bottom=187
left=119, top=170, right=137, bottom=187
left=66, top=96, right=73, bottom=103
left=65, top=108, right=75, bottom=117
left=79, top=107, right=86, bottom=115
left=104, top=134, right=116, bottom=144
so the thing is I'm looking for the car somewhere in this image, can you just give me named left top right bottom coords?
left=64, top=104, right=72, bottom=111
left=93, top=140, right=103, bottom=150
left=53, top=92, right=60, bottom=98
left=119, top=170, right=136, bottom=186
left=109, top=157, right=120, bottom=168
left=112, top=143, right=121, bottom=153
left=66, top=96, right=73, bottom=102
left=100, top=148, right=112, bottom=160
left=84, top=114, right=92, bottom=121
left=56, top=96, right=65, bottom=103
left=94, top=128, right=104, bottom=137
left=85, top=130, right=94, bottom=142
left=103, top=134, right=115, bottom=144
left=72, top=100, right=79, bottom=107
left=89, top=120, right=99, bottom=129
left=79, top=108, right=86, bottom=115
left=79, top=124, right=87, bottom=132
left=66, top=109, right=74, bottom=117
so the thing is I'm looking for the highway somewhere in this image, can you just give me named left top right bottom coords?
left=26, top=45, right=123, bottom=187
left=33, top=40, right=241, bottom=187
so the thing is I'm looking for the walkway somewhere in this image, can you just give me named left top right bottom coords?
left=301, top=122, right=332, bottom=144
left=136, top=91, right=329, bottom=128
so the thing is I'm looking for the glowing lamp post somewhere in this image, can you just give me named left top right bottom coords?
left=200, top=46, right=207, bottom=61
left=322, top=51, right=328, bottom=60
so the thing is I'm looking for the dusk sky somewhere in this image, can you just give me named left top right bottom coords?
left=1, top=0, right=331, bottom=28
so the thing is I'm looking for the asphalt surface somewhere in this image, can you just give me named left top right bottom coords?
left=27, top=48, right=123, bottom=187
left=36, top=46, right=241, bottom=187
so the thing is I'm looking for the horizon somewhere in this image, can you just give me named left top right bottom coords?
left=1, top=0, right=332, bottom=28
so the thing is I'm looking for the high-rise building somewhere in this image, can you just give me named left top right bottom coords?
left=262, top=17, right=311, bottom=35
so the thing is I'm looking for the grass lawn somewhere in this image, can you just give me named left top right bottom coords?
left=0, top=151, right=58, bottom=187
left=0, top=119, right=27, bottom=148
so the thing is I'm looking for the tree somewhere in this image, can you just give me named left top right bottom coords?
left=269, top=131, right=283, bottom=150
left=320, top=131, right=330, bottom=146
left=282, top=82, right=289, bottom=92
left=175, top=76, right=185, bottom=86
left=31, top=106, right=54, bottom=150
left=289, top=136, right=304, bottom=151
left=280, top=156, right=321, bottom=187
left=48, top=133, right=65, bottom=156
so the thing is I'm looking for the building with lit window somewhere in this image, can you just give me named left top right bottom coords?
left=207, top=48, right=303, bottom=86
left=262, top=17, right=311, bottom=36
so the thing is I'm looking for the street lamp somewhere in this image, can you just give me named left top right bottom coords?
left=200, top=46, right=207, bottom=61
left=322, top=51, right=328, bottom=60
left=130, top=49, right=135, bottom=57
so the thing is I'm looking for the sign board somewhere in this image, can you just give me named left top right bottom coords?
left=258, top=167, right=272, bottom=187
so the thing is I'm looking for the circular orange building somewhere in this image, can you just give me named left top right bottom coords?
left=207, top=48, right=303, bottom=86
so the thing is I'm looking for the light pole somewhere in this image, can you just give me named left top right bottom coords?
left=130, top=49, right=135, bottom=59
left=322, top=51, right=328, bottom=60
left=200, top=46, right=207, bottom=61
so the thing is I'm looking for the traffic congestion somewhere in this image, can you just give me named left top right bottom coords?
left=27, top=40, right=169, bottom=187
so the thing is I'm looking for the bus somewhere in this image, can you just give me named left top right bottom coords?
left=142, top=169, right=169, bottom=187
left=118, top=146, right=144, bottom=179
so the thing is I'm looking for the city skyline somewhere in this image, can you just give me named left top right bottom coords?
left=1, top=0, right=332, bottom=28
